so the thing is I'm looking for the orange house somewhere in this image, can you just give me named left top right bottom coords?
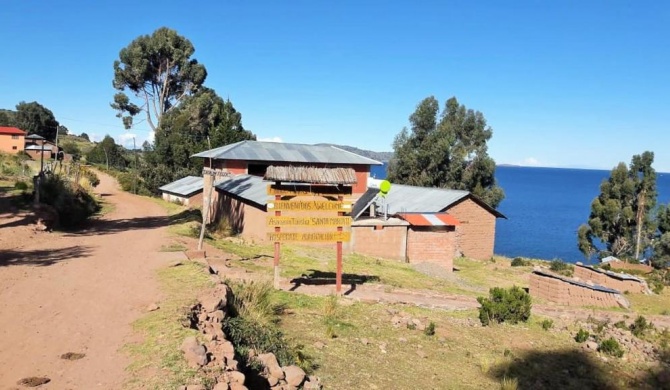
left=0, top=127, right=26, bottom=154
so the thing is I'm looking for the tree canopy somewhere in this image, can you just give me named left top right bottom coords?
left=86, top=135, right=127, bottom=169
left=577, top=151, right=658, bottom=261
left=111, top=27, right=207, bottom=131
left=1, top=101, right=59, bottom=141
left=387, top=96, right=504, bottom=208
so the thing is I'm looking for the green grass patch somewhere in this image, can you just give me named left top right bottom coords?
left=123, top=261, right=214, bottom=389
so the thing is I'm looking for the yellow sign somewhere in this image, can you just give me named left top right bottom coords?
left=267, top=184, right=352, bottom=196
left=268, top=200, right=351, bottom=212
left=267, top=216, right=352, bottom=227
left=267, top=231, right=351, bottom=242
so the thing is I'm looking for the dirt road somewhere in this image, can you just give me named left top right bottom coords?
left=0, top=172, right=183, bottom=389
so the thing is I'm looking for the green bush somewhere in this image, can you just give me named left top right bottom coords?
left=14, top=180, right=28, bottom=191
left=613, top=320, right=628, bottom=330
left=424, top=321, right=436, bottom=336
left=549, top=260, right=574, bottom=276
left=82, top=169, right=100, bottom=187
left=40, top=174, right=100, bottom=228
left=575, top=328, right=590, bottom=343
left=629, top=315, right=653, bottom=337
left=511, top=257, right=531, bottom=267
left=477, top=286, right=532, bottom=326
left=540, top=319, right=554, bottom=331
left=599, top=337, right=624, bottom=358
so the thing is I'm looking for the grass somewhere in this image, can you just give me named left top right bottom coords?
left=123, top=261, right=214, bottom=390
left=626, top=290, right=670, bottom=315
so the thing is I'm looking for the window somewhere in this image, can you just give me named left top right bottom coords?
left=12, top=146, right=17, bottom=150
left=248, top=164, right=269, bottom=177
left=11, top=135, right=19, bottom=139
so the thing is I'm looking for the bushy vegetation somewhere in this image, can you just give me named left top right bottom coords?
left=549, top=259, right=574, bottom=276
left=477, top=286, right=532, bottom=326
left=629, top=315, right=654, bottom=338
left=511, top=257, right=531, bottom=267
left=424, top=321, right=436, bottom=336
left=598, top=337, right=624, bottom=358
left=540, top=319, right=554, bottom=331
left=574, top=328, right=590, bottom=343
left=645, top=270, right=669, bottom=294
left=40, top=174, right=100, bottom=228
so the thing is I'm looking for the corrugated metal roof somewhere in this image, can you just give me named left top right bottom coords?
left=0, top=127, right=26, bottom=135
left=159, top=176, right=203, bottom=197
left=25, top=145, right=53, bottom=151
left=215, top=174, right=269, bottom=207
left=192, top=140, right=382, bottom=166
left=396, top=213, right=460, bottom=226
left=25, top=133, right=45, bottom=139
left=265, top=166, right=357, bottom=184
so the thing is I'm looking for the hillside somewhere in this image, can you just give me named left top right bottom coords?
left=316, top=143, right=393, bottom=162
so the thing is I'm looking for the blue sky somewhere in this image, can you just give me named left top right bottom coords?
left=1, top=1, right=668, bottom=170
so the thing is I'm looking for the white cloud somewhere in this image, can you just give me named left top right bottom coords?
left=117, top=132, right=137, bottom=147
left=258, top=136, right=283, bottom=143
left=520, top=157, right=541, bottom=166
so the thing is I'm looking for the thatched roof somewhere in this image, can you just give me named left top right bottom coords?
left=264, top=165, right=357, bottom=184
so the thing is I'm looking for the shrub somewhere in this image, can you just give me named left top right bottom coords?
left=629, top=315, right=653, bottom=337
left=599, top=337, right=624, bottom=358
left=323, top=294, right=340, bottom=338
left=500, top=376, right=519, bottom=390
left=575, top=328, right=590, bottom=343
left=82, top=169, right=100, bottom=187
left=40, top=174, right=100, bottom=228
left=477, top=286, right=532, bottom=326
left=511, top=257, right=530, bottom=267
left=613, top=320, right=628, bottom=330
left=14, top=180, right=28, bottom=191
left=540, top=319, right=554, bottom=331
left=549, top=260, right=574, bottom=276
left=424, top=322, right=436, bottom=336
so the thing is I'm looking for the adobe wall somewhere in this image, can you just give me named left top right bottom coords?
left=0, top=135, right=24, bottom=153
left=407, top=226, right=456, bottom=271
left=529, top=272, right=627, bottom=308
left=573, top=264, right=648, bottom=294
left=215, top=193, right=267, bottom=242
left=447, top=198, right=496, bottom=260
left=346, top=222, right=407, bottom=261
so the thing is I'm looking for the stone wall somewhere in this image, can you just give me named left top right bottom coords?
left=447, top=198, right=496, bottom=260
left=574, top=263, right=649, bottom=294
left=529, top=270, right=629, bottom=308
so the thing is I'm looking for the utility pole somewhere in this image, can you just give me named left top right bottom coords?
left=133, top=137, right=138, bottom=194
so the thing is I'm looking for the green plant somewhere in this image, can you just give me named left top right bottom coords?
left=407, top=322, right=417, bottom=330
left=323, top=294, right=340, bottom=338
left=540, top=319, right=554, bottom=331
left=575, top=328, right=590, bottom=343
left=14, top=180, right=28, bottom=191
left=598, top=337, right=624, bottom=358
left=587, top=315, right=609, bottom=334
left=549, top=260, right=574, bottom=276
left=228, top=280, right=278, bottom=325
left=40, top=174, right=100, bottom=228
left=424, top=322, right=436, bottom=336
left=477, top=286, right=532, bottom=326
left=500, top=376, right=519, bottom=390
left=629, top=315, right=653, bottom=337
left=613, top=320, right=628, bottom=330
left=511, top=257, right=530, bottom=267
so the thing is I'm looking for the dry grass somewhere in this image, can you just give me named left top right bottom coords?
left=123, top=261, right=214, bottom=390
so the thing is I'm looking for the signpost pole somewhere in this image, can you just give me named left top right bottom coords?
left=336, top=195, right=343, bottom=294
left=274, top=193, right=281, bottom=289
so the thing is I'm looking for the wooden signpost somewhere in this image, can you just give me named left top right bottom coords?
left=267, top=184, right=351, bottom=293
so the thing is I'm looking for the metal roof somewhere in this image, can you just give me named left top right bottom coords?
left=25, top=133, right=45, bottom=140
left=396, top=213, right=460, bottom=226
left=192, top=140, right=382, bottom=166
left=24, top=145, right=53, bottom=151
left=215, top=174, right=270, bottom=207
left=159, top=176, right=204, bottom=197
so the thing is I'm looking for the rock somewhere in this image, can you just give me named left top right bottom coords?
left=184, top=345, right=207, bottom=367
left=313, top=341, right=325, bottom=350
left=398, top=337, right=407, bottom=343
left=200, top=296, right=224, bottom=313
left=178, top=386, right=187, bottom=390
left=283, top=365, right=306, bottom=387
left=221, top=340, right=235, bottom=359
left=361, top=338, right=369, bottom=345
left=213, top=283, right=233, bottom=308
left=181, top=336, right=200, bottom=353
left=213, top=383, right=229, bottom=390
left=210, top=310, right=225, bottom=323
left=416, top=350, right=427, bottom=359
left=147, top=303, right=160, bottom=312
left=187, top=385, right=206, bottom=390
left=229, top=371, right=245, bottom=384
left=303, top=376, right=322, bottom=390
left=229, top=383, right=248, bottom=390
left=268, top=375, right=280, bottom=386
left=226, top=359, right=239, bottom=371
left=585, top=341, right=598, bottom=351
left=257, top=353, right=284, bottom=380
left=391, top=316, right=402, bottom=326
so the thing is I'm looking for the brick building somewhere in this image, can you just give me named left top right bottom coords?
left=0, top=127, right=26, bottom=154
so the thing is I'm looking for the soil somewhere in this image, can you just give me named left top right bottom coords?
left=0, top=172, right=184, bottom=389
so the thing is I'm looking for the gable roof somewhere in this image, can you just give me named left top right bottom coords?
left=215, top=174, right=270, bottom=207
left=353, top=184, right=506, bottom=219
left=192, top=140, right=382, bottom=166
left=0, top=127, right=26, bottom=136
left=159, top=176, right=204, bottom=197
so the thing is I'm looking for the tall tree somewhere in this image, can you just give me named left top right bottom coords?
left=388, top=96, right=504, bottom=208
left=652, top=204, right=670, bottom=268
left=86, top=135, right=127, bottom=169
left=577, top=152, right=657, bottom=260
left=79, top=132, right=90, bottom=141
left=14, top=101, right=59, bottom=141
left=111, top=27, right=207, bottom=131
left=0, top=109, right=16, bottom=127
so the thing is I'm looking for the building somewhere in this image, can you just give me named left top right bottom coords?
left=159, top=176, right=205, bottom=207
left=24, top=134, right=58, bottom=160
left=0, top=127, right=26, bottom=154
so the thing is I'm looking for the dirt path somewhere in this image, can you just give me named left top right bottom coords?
left=0, top=172, right=184, bottom=389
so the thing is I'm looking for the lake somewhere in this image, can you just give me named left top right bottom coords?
left=370, top=163, right=670, bottom=262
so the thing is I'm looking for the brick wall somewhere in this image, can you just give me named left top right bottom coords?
left=0, top=134, right=24, bottom=154
left=608, top=261, right=654, bottom=274
left=573, top=265, right=648, bottom=294
left=407, top=226, right=456, bottom=271
left=529, top=272, right=626, bottom=308
left=346, top=223, right=407, bottom=261
left=447, top=198, right=496, bottom=260
left=224, top=159, right=247, bottom=174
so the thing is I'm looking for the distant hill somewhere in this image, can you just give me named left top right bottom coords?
left=316, top=143, right=393, bottom=163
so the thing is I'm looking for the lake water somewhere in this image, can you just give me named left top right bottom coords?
left=370, top=163, right=670, bottom=262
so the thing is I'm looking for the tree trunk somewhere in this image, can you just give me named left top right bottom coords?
left=634, top=191, right=646, bottom=260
